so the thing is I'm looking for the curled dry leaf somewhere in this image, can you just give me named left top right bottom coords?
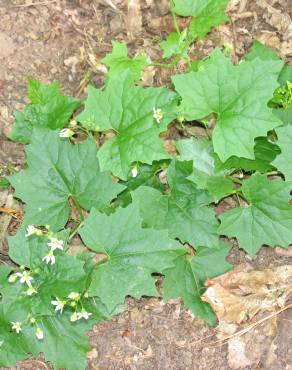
left=227, top=316, right=277, bottom=369
left=125, top=0, right=142, bottom=39
left=202, top=264, right=292, bottom=324
left=203, top=264, right=292, bottom=369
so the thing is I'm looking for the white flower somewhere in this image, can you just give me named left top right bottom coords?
left=77, top=309, right=92, bottom=320
left=42, top=250, right=55, bottom=265
left=25, top=225, right=42, bottom=237
left=70, top=312, right=79, bottom=322
left=68, top=292, right=80, bottom=301
left=51, top=297, right=66, bottom=313
left=47, top=237, right=64, bottom=251
left=11, top=321, right=22, bottom=334
left=59, top=128, right=74, bottom=138
left=29, top=317, right=36, bottom=324
left=35, top=327, right=44, bottom=340
left=153, top=108, right=163, bottom=123
left=131, top=166, right=138, bottom=178
left=15, top=270, right=33, bottom=285
left=8, top=273, right=18, bottom=283
left=26, top=286, right=37, bottom=296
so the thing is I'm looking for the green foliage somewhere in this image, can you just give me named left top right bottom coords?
left=8, top=78, right=80, bottom=144
left=78, top=71, right=178, bottom=179
left=79, top=203, right=184, bottom=311
left=245, top=40, right=279, bottom=62
left=173, top=48, right=283, bottom=161
left=3, top=7, right=292, bottom=369
left=0, top=177, right=10, bottom=188
left=102, top=41, right=149, bottom=81
left=187, top=0, right=230, bottom=39
left=116, top=161, right=166, bottom=208
left=160, top=0, right=230, bottom=61
left=160, top=30, right=188, bottom=59
left=219, top=173, right=292, bottom=256
left=8, top=128, right=124, bottom=231
left=218, top=136, right=281, bottom=173
left=163, top=241, right=232, bottom=325
left=0, top=230, right=107, bottom=369
left=176, top=138, right=234, bottom=201
left=132, top=160, right=219, bottom=247
left=270, top=81, right=292, bottom=109
left=272, top=125, right=292, bottom=180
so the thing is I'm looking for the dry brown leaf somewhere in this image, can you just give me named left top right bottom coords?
left=202, top=264, right=292, bottom=324
left=227, top=316, right=277, bottom=369
left=164, top=139, right=177, bottom=156
left=140, top=66, right=156, bottom=86
left=275, top=246, right=292, bottom=257
left=125, top=0, right=142, bottom=39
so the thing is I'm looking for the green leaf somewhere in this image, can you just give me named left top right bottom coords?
left=78, top=71, right=178, bottom=180
left=8, top=78, right=80, bottom=144
left=245, top=40, right=280, bottom=62
left=273, top=105, right=292, bottom=125
left=172, top=48, right=283, bottom=162
left=132, top=160, right=219, bottom=248
left=79, top=203, right=184, bottom=311
left=219, top=173, right=292, bottom=256
left=160, top=30, right=188, bottom=59
left=0, top=177, right=10, bottom=189
left=176, top=138, right=234, bottom=201
left=272, top=125, right=292, bottom=180
left=188, top=0, right=230, bottom=39
left=8, top=228, right=69, bottom=268
left=218, top=136, right=281, bottom=173
left=163, top=241, right=232, bottom=325
left=8, top=128, right=124, bottom=231
left=102, top=41, right=149, bottom=81
left=278, top=65, right=292, bottom=86
left=116, top=161, right=166, bottom=208
left=0, top=230, right=107, bottom=370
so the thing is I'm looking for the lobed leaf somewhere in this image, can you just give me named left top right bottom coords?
left=132, top=160, right=219, bottom=248
left=219, top=173, right=292, bottom=256
left=163, top=241, right=232, bottom=325
left=102, top=41, right=149, bottom=81
left=173, top=49, right=283, bottom=162
left=78, top=71, right=178, bottom=179
left=79, top=203, right=184, bottom=312
left=8, top=78, right=80, bottom=144
left=8, top=128, right=124, bottom=231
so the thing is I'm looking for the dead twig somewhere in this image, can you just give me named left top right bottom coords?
left=13, top=0, right=57, bottom=8
left=207, top=303, right=292, bottom=348
left=0, top=207, right=20, bottom=219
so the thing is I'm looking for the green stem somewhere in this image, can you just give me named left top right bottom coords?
left=68, top=220, right=85, bottom=241
left=170, top=0, right=180, bottom=35
left=230, top=176, right=243, bottom=185
left=71, top=197, right=84, bottom=222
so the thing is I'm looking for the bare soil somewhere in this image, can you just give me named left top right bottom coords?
left=0, top=0, right=291, bottom=369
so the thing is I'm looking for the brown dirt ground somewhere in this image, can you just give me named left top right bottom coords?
left=0, top=0, right=291, bottom=369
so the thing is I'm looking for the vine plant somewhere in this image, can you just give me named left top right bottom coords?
left=1, top=0, right=292, bottom=369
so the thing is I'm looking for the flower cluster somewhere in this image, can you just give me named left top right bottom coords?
left=51, top=292, right=92, bottom=323
left=11, top=315, right=44, bottom=341
left=153, top=107, right=163, bottom=123
left=24, top=225, right=64, bottom=266
left=42, top=237, right=64, bottom=265
left=8, top=269, right=37, bottom=297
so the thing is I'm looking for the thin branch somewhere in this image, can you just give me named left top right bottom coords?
left=13, top=0, right=57, bottom=8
